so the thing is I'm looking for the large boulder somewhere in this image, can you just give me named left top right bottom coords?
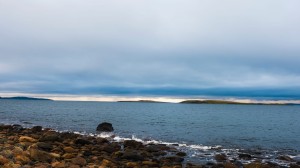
left=96, top=122, right=114, bottom=132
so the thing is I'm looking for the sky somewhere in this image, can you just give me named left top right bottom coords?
left=0, top=0, right=300, bottom=100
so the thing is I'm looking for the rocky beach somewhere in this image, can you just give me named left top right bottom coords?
left=0, top=124, right=299, bottom=168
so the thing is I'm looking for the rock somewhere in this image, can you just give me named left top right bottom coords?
left=12, top=146, right=24, bottom=156
left=1, top=150, right=13, bottom=158
left=62, top=153, right=76, bottom=159
left=15, top=155, right=30, bottom=164
left=244, top=162, right=265, bottom=168
left=124, top=140, right=143, bottom=149
left=96, top=122, right=114, bottom=132
left=215, top=154, right=227, bottom=161
left=122, top=149, right=144, bottom=161
left=100, top=144, right=118, bottom=154
left=36, top=142, right=52, bottom=151
left=60, top=132, right=79, bottom=140
left=29, top=148, right=53, bottom=162
left=3, top=163, right=21, bottom=168
left=146, top=145, right=160, bottom=153
left=224, top=162, right=238, bottom=168
left=238, top=153, right=252, bottom=160
left=153, top=151, right=167, bottom=156
left=74, top=138, right=92, bottom=145
left=100, top=159, right=117, bottom=167
left=277, top=155, right=293, bottom=161
left=49, top=152, right=61, bottom=159
left=19, top=136, right=37, bottom=143
left=71, top=157, right=87, bottom=166
left=32, top=163, right=51, bottom=168
left=96, top=137, right=109, bottom=144
left=51, top=161, right=66, bottom=168
left=40, top=133, right=61, bottom=142
left=11, top=124, right=23, bottom=131
left=0, top=156, right=9, bottom=165
left=63, top=146, right=75, bottom=153
left=161, top=156, right=184, bottom=163
left=176, top=152, right=187, bottom=157
left=290, top=164, right=300, bottom=168
left=126, top=161, right=140, bottom=167
left=83, top=150, right=92, bottom=156
left=142, top=161, right=159, bottom=166
left=31, top=126, right=43, bottom=132
left=69, top=164, right=80, bottom=168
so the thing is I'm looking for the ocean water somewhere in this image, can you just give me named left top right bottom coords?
left=0, top=99, right=299, bottom=164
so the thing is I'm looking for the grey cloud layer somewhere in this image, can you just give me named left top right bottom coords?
left=0, top=0, right=300, bottom=96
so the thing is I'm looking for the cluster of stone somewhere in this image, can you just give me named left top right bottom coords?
left=0, top=124, right=299, bottom=168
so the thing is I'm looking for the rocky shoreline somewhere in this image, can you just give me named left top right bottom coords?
left=0, top=124, right=299, bottom=168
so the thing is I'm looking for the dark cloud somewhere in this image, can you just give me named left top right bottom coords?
left=0, top=0, right=300, bottom=98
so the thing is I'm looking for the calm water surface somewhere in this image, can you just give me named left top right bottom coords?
left=1, top=100, right=299, bottom=164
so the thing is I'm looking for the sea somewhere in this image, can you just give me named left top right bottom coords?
left=0, top=99, right=299, bottom=166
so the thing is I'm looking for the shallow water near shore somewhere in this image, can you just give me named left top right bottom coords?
left=0, top=99, right=299, bottom=165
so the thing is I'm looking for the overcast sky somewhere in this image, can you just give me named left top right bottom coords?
left=0, top=0, right=300, bottom=98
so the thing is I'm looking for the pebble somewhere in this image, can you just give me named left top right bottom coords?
left=0, top=124, right=294, bottom=168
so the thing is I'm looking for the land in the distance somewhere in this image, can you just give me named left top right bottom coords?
left=1, top=96, right=298, bottom=105
left=118, top=99, right=298, bottom=105
left=118, top=100, right=166, bottom=103
left=0, top=96, right=52, bottom=101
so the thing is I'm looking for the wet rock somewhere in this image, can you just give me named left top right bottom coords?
left=244, top=162, right=266, bottom=168
left=40, top=132, right=61, bottom=142
left=11, top=124, right=23, bottom=131
left=153, top=151, right=167, bottom=156
left=215, top=154, right=227, bottom=161
left=83, top=150, right=93, bottom=156
left=100, top=144, right=118, bottom=154
left=19, top=136, right=38, bottom=143
left=71, top=157, right=87, bottom=166
left=238, top=153, right=252, bottom=160
left=146, top=144, right=170, bottom=153
left=290, top=164, right=300, bottom=168
left=96, top=137, right=109, bottom=144
left=161, top=156, right=184, bottom=163
left=277, top=155, right=293, bottom=161
left=31, top=126, right=43, bottom=132
left=223, top=162, right=238, bottom=168
left=122, top=149, right=144, bottom=161
left=124, top=140, right=143, bottom=149
left=74, top=138, right=92, bottom=145
left=176, top=151, right=187, bottom=157
left=36, top=142, right=52, bottom=151
left=96, top=122, right=114, bottom=132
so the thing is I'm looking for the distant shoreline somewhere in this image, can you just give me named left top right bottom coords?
left=117, top=99, right=299, bottom=105
left=0, top=96, right=52, bottom=101
left=1, top=96, right=300, bottom=105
